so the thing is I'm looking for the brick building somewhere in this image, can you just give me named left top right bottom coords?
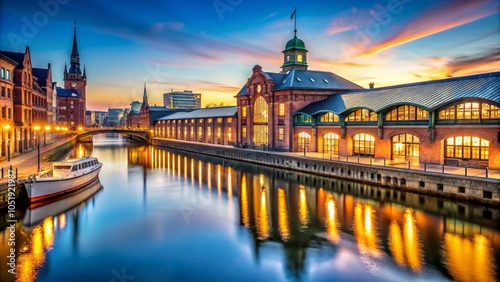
left=58, top=25, right=87, bottom=129
left=0, top=53, right=16, bottom=159
left=153, top=30, right=500, bottom=169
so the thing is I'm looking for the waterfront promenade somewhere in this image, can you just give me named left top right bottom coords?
left=0, top=136, right=75, bottom=181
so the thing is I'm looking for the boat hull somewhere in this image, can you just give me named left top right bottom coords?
left=23, top=179, right=103, bottom=227
left=24, top=164, right=102, bottom=203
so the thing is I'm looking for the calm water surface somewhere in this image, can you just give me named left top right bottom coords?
left=1, top=134, right=499, bottom=282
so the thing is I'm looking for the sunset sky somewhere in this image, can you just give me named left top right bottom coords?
left=1, top=0, right=499, bottom=111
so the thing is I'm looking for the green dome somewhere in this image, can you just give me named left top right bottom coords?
left=284, top=37, right=307, bottom=52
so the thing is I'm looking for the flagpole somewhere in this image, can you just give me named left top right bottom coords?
left=294, top=7, right=297, bottom=38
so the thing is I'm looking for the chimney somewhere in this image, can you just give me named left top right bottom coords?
left=369, top=82, right=375, bottom=89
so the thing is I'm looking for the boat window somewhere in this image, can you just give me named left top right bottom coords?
left=71, top=166, right=77, bottom=171
left=54, top=165, right=72, bottom=170
left=79, top=164, right=82, bottom=170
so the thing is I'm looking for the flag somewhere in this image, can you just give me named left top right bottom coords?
left=290, top=8, right=296, bottom=19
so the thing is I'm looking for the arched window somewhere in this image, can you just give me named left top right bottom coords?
left=297, top=54, right=303, bottom=62
left=386, top=105, right=428, bottom=121
left=254, top=96, right=268, bottom=123
left=347, top=109, right=377, bottom=122
left=392, top=134, right=419, bottom=158
left=298, top=132, right=311, bottom=152
left=445, top=136, right=489, bottom=160
left=353, top=133, right=375, bottom=155
left=294, top=114, right=312, bottom=124
left=323, top=133, right=339, bottom=154
left=438, top=102, right=499, bottom=120
left=319, top=112, right=339, bottom=123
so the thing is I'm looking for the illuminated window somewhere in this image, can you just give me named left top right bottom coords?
left=294, top=114, right=312, bottom=123
left=227, top=117, right=232, bottom=123
left=242, top=127, right=247, bottom=138
left=278, top=126, right=284, bottom=140
left=319, top=112, right=339, bottom=123
left=392, top=134, right=419, bottom=158
left=323, top=133, right=339, bottom=154
left=347, top=109, right=377, bottom=122
left=198, top=126, right=203, bottom=140
left=253, top=125, right=267, bottom=145
left=227, top=127, right=232, bottom=141
left=445, top=136, right=489, bottom=160
left=386, top=105, right=428, bottom=121
left=278, top=103, right=285, bottom=116
left=297, top=54, right=303, bottom=62
left=254, top=96, right=268, bottom=123
left=217, top=127, right=221, bottom=138
left=437, top=102, right=497, bottom=120
left=242, top=106, right=247, bottom=118
left=217, top=118, right=222, bottom=123
left=183, top=127, right=187, bottom=140
left=481, top=103, right=500, bottom=119
left=298, top=132, right=311, bottom=152
left=353, top=133, right=375, bottom=155
left=208, top=118, right=212, bottom=123
left=199, top=118, right=203, bottom=123
left=207, top=127, right=211, bottom=137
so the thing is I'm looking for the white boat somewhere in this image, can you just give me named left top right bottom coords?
left=24, top=156, right=103, bottom=203
left=23, top=178, right=103, bottom=227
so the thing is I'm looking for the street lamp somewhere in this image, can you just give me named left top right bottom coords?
left=3, top=125, right=10, bottom=161
left=34, top=125, right=41, bottom=172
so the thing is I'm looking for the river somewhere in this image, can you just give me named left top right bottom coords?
left=1, top=134, right=499, bottom=282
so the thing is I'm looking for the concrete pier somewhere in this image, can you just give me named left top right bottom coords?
left=152, top=138, right=500, bottom=204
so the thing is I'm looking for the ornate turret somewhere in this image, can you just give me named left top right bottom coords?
left=281, top=9, right=308, bottom=73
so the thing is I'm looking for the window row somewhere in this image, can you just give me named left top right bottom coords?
left=439, top=103, right=499, bottom=120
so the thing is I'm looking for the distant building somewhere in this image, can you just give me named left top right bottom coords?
left=107, top=108, right=123, bottom=126
left=163, top=90, right=201, bottom=109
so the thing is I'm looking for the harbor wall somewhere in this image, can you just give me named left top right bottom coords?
left=152, top=138, right=500, bottom=205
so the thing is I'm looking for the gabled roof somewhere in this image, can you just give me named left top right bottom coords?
left=0, top=51, right=25, bottom=68
left=236, top=69, right=362, bottom=97
left=158, top=106, right=237, bottom=120
left=0, top=53, right=19, bottom=67
left=276, top=69, right=363, bottom=90
left=32, top=68, right=48, bottom=87
left=56, top=87, right=80, bottom=98
left=296, top=72, right=500, bottom=116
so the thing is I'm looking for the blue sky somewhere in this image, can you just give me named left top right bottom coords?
left=1, top=0, right=499, bottom=111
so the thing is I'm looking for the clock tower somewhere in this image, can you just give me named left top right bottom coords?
left=59, top=23, right=87, bottom=129
left=64, top=23, right=87, bottom=99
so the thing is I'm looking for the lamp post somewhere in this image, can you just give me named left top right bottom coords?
left=34, top=125, right=41, bottom=172
left=3, top=125, right=10, bottom=161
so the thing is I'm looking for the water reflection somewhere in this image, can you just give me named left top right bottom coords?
left=10, top=179, right=103, bottom=282
left=148, top=147, right=498, bottom=281
left=1, top=142, right=499, bottom=281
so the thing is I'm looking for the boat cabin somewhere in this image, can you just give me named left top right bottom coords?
left=50, top=157, right=100, bottom=178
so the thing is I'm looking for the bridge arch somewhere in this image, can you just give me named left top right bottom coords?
left=75, top=129, right=150, bottom=143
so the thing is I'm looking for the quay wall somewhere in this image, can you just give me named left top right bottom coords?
left=152, top=138, right=500, bottom=205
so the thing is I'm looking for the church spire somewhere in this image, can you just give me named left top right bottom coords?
left=71, top=22, right=79, bottom=57
left=142, top=82, right=149, bottom=108
left=69, top=22, right=81, bottom=74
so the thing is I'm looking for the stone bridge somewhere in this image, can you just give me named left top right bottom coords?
left=76, top=128, right=150, bottom=143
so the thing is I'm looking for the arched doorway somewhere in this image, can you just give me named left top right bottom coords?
left=298, top=132, right=311, bottom=152
left=323, top=133, right=339, bottom=154
left=353, top=133, right=375, bottom=156
left=392, top=133, right=419, bottom=162
left=253, top=96, right=268, bottom=145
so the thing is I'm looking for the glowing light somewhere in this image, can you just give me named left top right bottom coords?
left=217, top=164, right=222, bottom=197
left=325, top=194, right=340, bottom=243
left=389, top=221, right=405, bottom=266
left=34, top=125, right=41, bottom=131
left=277, top=188, right=290, bottom=241
left=207, top=163, right=212, bottom=190
left=240, top=174, right=250, bottom=228
left=442, top=233, right=496, bottom=282
left=257, top=187, right=270, bottom=240
left=227, top=167, right=232, bottom=199
left=298, top=185, right=309, bottom=227
left=354, top=203, right=380, bottom=257
left=43, top=217, right=54, bottom=250
left=403, top=208, right=422, bottom=271
left=59, top=214, right=67, bottom=229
